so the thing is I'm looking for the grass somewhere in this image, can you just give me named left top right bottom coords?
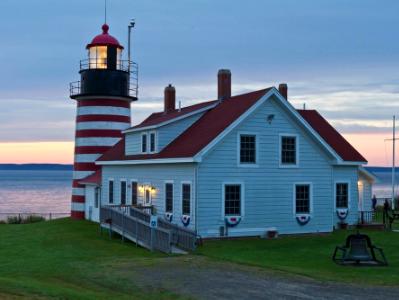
left=1, top=219, right=398, bottom=298
left=0, top=218, right=182, bottom=300
left=197, top=229, right=399, bottom=286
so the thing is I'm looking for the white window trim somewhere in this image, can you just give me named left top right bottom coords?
left=181, top=181, right=192, bottom=217
left=237, top=132, right=259, bottom=168
left=293, top=182, right=313, bottom=216
left=334, top=180, right=351, bottom=210
left=279, top=133, right=299, bottom=168
left=149, top=131, right=157, bottom=153
left=129, top=179, right=138, bottom=206
left=164, top=180, right=174, bottom=213
left=108, top=178, right=114, bottom=204
left=141, top=132, right=148, bottom=154
left=222, top=182, right=245, bottom=219
left=120, top=178, right=127, bottom=205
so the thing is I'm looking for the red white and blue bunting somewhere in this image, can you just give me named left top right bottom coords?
left=336, top=208, right=348, bottom=220
left=165, top=212, right=173, bottom=222
left=181, top=215, right=190, bottom=227
left=296, top=214, right=311, bottom=225
left=225, top=216, right=241, bottom=227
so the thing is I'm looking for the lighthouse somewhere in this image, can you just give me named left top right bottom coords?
left=69, top=24, right=138, bottom=219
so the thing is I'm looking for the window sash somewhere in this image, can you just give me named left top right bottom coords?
left=295, top=184, right=310, bottom=214
left=109, top=180, right=114, bottom=204
left=165, top=183, right=173, bottom=213
left=225, top=184, right=241, bottom=216
left=182, top=184, right=191, bottom=215
left=120, top=181, right=126, bottom=205
left=131, top=182, right=138, bottom=206
left=150, top=133, right=156, bottom=152
left=336, top=183, right=349, bottom=208
left=281, top=136, right=297, bottom=164
left=141, top=134, right=147, bottom=153
left=240, top=135, right=256, bottom=164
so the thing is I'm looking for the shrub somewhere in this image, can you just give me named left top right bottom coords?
left=7, top=216, right=22, bottom=224
left=22, top=215, right=45, bottom=224
left=0, top=220, right=6, bottom=225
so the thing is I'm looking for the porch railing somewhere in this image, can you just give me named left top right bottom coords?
left=358, top=210, right=384, bottom=225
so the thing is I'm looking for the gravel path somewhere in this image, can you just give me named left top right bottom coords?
left=131, top=256, right=399, bottom=300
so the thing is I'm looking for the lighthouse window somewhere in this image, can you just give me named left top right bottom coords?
left=150, top=132, right=156, bottom=153
left=89, top=46, right=107, bottom=69
left=141, top=134, right=147, bottom=153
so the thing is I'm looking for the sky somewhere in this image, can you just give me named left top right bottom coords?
left=0, top=0, right=398, bottom=166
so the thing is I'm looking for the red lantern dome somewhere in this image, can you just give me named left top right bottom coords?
left=86, top=24, right=124, bottom=49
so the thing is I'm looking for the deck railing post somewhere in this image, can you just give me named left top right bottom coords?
left=122, top=211, right=125, bottom=243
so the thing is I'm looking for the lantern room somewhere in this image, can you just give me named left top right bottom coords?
left=70, top=23, right=138, bottom=101
left=86, top=24, right=123, bottom=70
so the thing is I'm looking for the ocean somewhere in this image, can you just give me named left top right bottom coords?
left=0, top=170, right=72, bottom=217
left=0, top=169, right=396, bottom=216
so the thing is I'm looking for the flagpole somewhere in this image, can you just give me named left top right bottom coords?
left=392, top=115, right=396, bottom=210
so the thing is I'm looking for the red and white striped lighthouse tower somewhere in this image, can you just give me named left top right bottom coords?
left=69, top=24, right=138, bottom=219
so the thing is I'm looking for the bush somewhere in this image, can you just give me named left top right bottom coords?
left=7, top=215, right=46, bottom=224
left=0, top=220, right=6, bottom=225
left=7, top=216, right=22, bottom=224
left=22, top=215, right=45, bottom=224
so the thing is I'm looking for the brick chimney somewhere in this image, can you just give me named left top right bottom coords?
left=278, top=83, right=288, bottom=100
left=164, top=84, right=176, bottom=114
left=218, top=69, right=231, bottom=100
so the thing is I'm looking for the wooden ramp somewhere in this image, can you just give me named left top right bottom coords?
left=100, top=206, right=197, bottom=254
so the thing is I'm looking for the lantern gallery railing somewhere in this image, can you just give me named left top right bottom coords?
left=69, top=61, right=139, bottom=99
left=79, top=59, right=135, bottom=72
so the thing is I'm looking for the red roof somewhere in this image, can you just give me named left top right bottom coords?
left=86, top=24, right=123, bottom=49
left=128, top=100, right=218, bottom=130
left=97, top=89, right=367, bottom=163
left=99, top=89, right=269, bottom=161
left=298, top=110, right=367, bottom=162
left=79, top=170, right=102, bottom=185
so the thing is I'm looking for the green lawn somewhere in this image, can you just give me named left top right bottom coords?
left=1, top=219, right=398, bottom=299
left=0, top=218, right=180, bottom=300
left=197, top=229, right=399, bottom=286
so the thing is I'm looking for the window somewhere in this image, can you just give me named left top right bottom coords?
left=281, top=136, right=297, bottom=165
left=108, top=180, right=114, bottom=204
left=145, top=189, right=151, bottom=205
left=295, top=184, right=310, bottom=214
left=240, top=134, right=256, bottom=164
left=336, top=183, right=349, bottom=208
left=224, top=184, right=241, bottom=216
left=141, top=134, right=147, bottom=153
left=131, top=181, right=138, bottom=206
left=165, top=183, right=173, bottom=213
left=120, top=181, right=126, bottom=205
left=182, top=183, right=191, bottom=215
left=94, top=187, right=100, bottom=208
left=150, top=132, right=156, bottom=153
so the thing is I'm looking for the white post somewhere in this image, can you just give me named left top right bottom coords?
left=392, top=115, right=396, bottom=210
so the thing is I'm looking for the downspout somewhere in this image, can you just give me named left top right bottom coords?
left=331, top=164, right=334, bottom=230
left=195, top=163, right=199, bottom=234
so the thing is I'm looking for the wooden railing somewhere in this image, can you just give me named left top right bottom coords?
left=100, top=206, right=171, bottom=253
left=100, top=205, right=198, bottom=252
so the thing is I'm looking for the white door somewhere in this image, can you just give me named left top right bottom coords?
left=85, top=186, right=100, bottom=222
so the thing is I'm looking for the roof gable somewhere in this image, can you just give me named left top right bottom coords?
left=97, top=88, right=367, bottom=165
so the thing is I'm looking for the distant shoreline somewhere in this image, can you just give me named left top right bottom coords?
left=0, top=164, right=395, bottom=172
left=0, top=164, right=73, bottom=171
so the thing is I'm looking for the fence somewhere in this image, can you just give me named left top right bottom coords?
left=0, top=212, right=70, bottom=222
left=100, top=205, right=197, bottom=252
left=358, top=210, right=384, bottom=225
left=100, top=206, right=172, bottom=253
